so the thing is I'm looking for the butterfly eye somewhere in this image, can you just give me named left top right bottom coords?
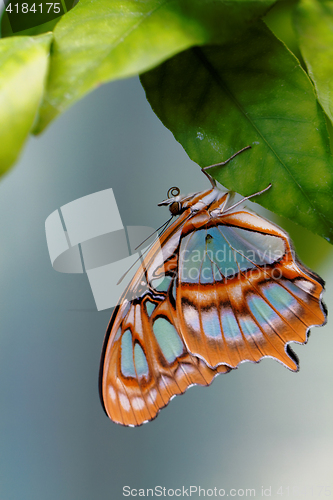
left=167, top=186, right=180, bottom=198
left=169, top=201, right=181, bottom=215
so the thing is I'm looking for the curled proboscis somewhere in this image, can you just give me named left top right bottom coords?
left=167, top=186, right=180, bottom=198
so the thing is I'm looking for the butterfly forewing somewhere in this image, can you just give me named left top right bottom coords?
left=100, top=213, right=230, bottom=426
left=100, top=279, right=230, bottom=426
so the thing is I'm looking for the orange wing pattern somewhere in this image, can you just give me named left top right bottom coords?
left=100, top=279, right=229, bottom=427
left=177, top=210, right=326, bottom=371
left=100, top=187, right=326, bottom=426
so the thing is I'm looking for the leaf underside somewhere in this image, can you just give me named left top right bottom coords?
left=141, top=21, right=333, bottom=243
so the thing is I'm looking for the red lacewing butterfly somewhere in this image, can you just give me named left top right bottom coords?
left=99, top=147, right=327, bottom=426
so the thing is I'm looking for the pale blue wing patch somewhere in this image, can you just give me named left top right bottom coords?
left=145, top=301, right=156, bottom=317
left=221, top=310, right=242, bottom=340
left=199, top=254, right=214, bottom=284
left=248, top=295, right=280, bottom=327
left=179, top=225, right=285, bottom=283
left=261, top=283, right=298, bottom=314
left=153, top=318, right=184, bottom=363
left=220, top=226, right=285, bottom=266
left=283, top=280, right=315, bottom=302
left=211, top=262, right=223, bottom=281
left=203, top=227, right=240, bottom=278
left=134, top=343, right=149, bottom=379
left=121, top=330, right=136, bottom=378
left=179, top=228, right=239, bottom=282
left=217, top=226, right=254, bottom=271
left=151, top=276, right=172, bottom=292
left=239, top=316, right=263, bottom=341
left=201, top=308, right=222, bottom=339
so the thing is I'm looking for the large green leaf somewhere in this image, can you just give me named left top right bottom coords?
left=294, top=0, right=333, bottom=124
left=263, top=0, right=304, bottom=63
left=0, top=33, right=52, bottom=178
left=34, top=0, right=276, bottom=133
left=141, top=21, right=333, bottom=242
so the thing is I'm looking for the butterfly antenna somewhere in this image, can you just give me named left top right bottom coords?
left=117, top=216, right=174, bottom=285
left=223, top=183, right=272, bottom=214
left=134, top=216, right=173, bottom=250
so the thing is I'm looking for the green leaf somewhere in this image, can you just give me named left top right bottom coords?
left=263, top=0, right=303, bottom=63
left=294, top=0, right=333, bottom=125
left=141, top=21, right=333, bottom=242
left=0, top=33, right=52, bottom=178
left=34, top=0, right=276, bottom=133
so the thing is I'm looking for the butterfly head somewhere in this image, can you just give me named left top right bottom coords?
left=158, top=186, right=201, bottom=216
left=157, top=186, right=182, bottom=215
left=158, top=180, right=229, bottom=218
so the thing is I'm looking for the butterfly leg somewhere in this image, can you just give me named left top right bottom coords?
left=201, top=146, right=252, bottom=188
left=223, top=184, right=272, bottom=214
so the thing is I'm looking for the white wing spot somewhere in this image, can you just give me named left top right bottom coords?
left=296, top=280, right=315, bottom=294
left=150, top=388, right=158, bottom=403
left=183, top=305, right=200, bottom=332
left=119, top=393, right=131, bottom=412
left=132, top=397, right=145, bottom=411
left=108, top=386, right=117, bottom=401
left=183, top=365, right=197, bottom=376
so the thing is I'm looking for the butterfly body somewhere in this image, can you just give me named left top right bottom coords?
left=99, top=175, right=326, bottom=426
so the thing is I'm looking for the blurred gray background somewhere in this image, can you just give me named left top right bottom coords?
left=0, top=77, right=332, bottom=499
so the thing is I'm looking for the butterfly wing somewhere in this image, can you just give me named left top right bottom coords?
left=99, top=212, right=230, bottom=426
left=100, top=191, right=326, bottom=426
left=176, top=209, right=326, bottom=371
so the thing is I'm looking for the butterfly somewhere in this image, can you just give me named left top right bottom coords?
left=99, top=147, right=327, bottom=426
